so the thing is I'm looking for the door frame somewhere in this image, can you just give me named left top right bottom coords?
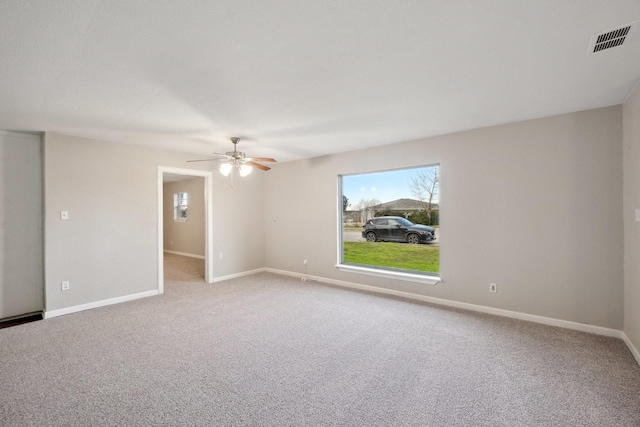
left=157, top=166, right=214, bottom=293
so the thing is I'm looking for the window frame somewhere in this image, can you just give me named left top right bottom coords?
left=336, top=165, right=441, bottom=286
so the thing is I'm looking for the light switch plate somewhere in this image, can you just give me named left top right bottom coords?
left=636, top=209, right=640, bottom=222
left=60, top=211, right=69, bottom=220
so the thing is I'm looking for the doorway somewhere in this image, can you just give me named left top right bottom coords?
left=157, top=167, right=214, bottom=293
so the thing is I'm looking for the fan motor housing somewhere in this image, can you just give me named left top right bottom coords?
left=226, top=151, right=245, bottom=159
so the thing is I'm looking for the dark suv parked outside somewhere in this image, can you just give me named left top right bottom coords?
left=362, top=216, right=436, bottom=244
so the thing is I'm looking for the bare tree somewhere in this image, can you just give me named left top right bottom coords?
left=354, top=197, right=381, bottom=223
left=409, top=168, right=439, bottom=222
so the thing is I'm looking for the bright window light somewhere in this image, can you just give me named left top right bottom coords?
left=340, top=164, right=440, bottom=276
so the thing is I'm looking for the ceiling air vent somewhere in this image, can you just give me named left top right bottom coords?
left=588, top=21, right=640, bottom=54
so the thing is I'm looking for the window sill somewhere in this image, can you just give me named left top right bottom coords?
left=173, top=218, right=187, bottom=223
left=335, top=264, right=441, bottom=285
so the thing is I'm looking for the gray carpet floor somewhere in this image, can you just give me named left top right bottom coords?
left=1, top=253, right=639, bottom=426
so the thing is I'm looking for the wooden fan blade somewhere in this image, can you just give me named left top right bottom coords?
left=245, top=157, right=277, bottom=163
left=245, top=160, right=271, bottom=171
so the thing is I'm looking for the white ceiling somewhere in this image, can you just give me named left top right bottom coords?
left=1, top=1, right=640, bottom=163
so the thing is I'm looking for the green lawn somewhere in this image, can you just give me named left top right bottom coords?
left=343, top=242, right=439, bottom=273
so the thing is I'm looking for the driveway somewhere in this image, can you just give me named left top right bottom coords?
left=344, top=230, right=365, bottom=242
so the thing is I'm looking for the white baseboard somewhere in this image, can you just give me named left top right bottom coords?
left=43, top=267, right=264, bottom=319
left=622, top=332, right=640, bottom=366
left=265, top=268, right=623, bottom=339
left=213, top=268, right=266, bottom=283
left=163, top=250, right=205, bottom=260
left=44, top=290, right=159, bottom=319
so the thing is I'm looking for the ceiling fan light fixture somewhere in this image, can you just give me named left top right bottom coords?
left=189, top=137, right=276, bottom=177
left=239, top=164, right=252, bottom=177
left=219, top=162, right=233, bottom=176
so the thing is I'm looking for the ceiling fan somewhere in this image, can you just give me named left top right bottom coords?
left=187, top=137, right=277, bottom=177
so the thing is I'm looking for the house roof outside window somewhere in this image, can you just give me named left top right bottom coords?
left=368, top=198, right=439, bottom=212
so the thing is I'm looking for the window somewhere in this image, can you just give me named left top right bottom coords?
left=173, top=192, right=188, bottom=221
left=338, top=165, right=440, bottom=284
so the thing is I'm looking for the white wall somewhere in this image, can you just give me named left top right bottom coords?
left=264, top=106, right=624, bottom=329
left=624, top=83, right=640, bottom=354
left=44, top=133, right=264, bottom=312
left=35, top=104, right=631, bottom=332
left=163, top=178, right=205, bottom=258
left=0, top=131, right=43, bottom=318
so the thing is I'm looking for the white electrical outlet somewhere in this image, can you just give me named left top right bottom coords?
left=219, top=252, right=223, bottom=260
left=61, top=281, right=70, bottom=291
left=303, top=259, right=308, bottom=266
left=489, top=283, right=497, bottom=293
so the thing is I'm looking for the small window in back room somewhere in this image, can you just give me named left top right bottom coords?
left=173, top=192, right=188, bottom=221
